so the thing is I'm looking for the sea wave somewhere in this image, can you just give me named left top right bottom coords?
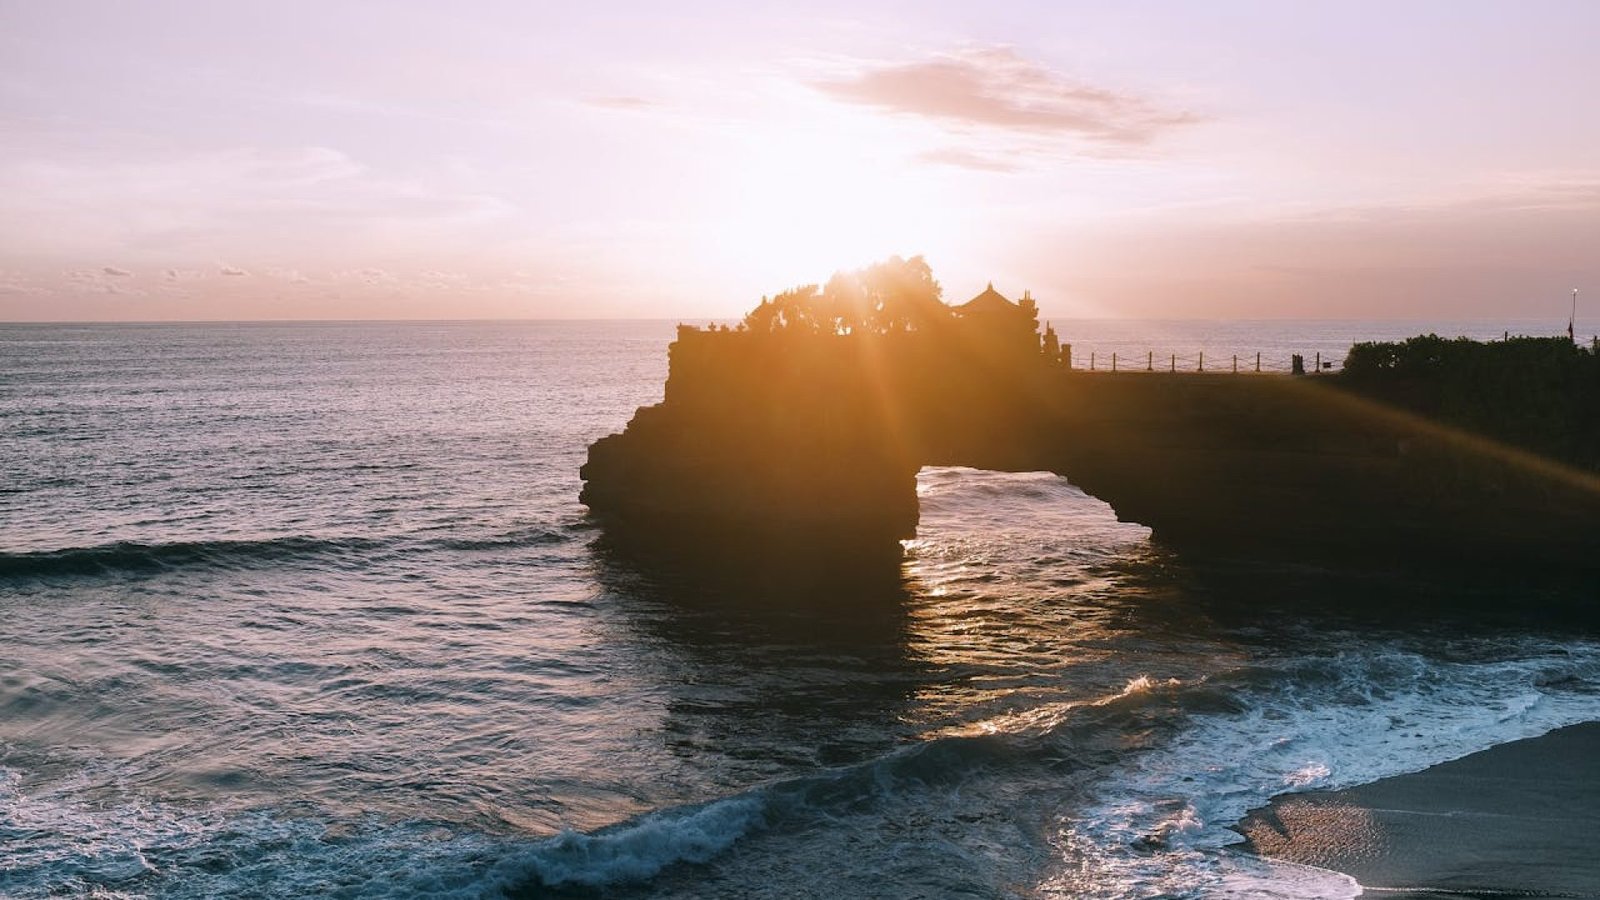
left=489, top=796, right=769, bottom=892
left=0, top=527, right=573, bottom=582
left=432, top=526, right=570, bottom=552
left=1052, top=639, right=1600, bottom=898
left=488, top=674, right=1251, bottom=896
left=500, top=637, right=1600, bottom=898
left=0, top=536, right=390, bottom=580
left=5, top=635, right=1597, bottom=899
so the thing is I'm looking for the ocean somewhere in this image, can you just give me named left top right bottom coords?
left=2, top=319, right=1596, bottom=899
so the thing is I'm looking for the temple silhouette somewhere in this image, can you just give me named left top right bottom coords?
left=582, top=257, right=1600, bottom=578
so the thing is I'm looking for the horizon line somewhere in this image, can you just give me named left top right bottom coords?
left=1, top=315, right=1590, bottom=328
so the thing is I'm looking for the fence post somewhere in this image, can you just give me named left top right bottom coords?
left=1255, top=351, right=1261, bottom=373
left=1232, top=354, right=1238, bottom=373
left=1091, top=352, right=1095, bottom=371
left=1170, top=354, right=1175, bottom=372
left=1315, top=351, right=1321, bottom=373
left=1112, top=352, right=1117, bottom=372
left=1147, top=351, right=1153, bottom=371
left=1199, top=351, right=1204, bottom=372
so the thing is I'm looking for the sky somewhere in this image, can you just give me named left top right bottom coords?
left=1, top=0, right=1597, bottom=322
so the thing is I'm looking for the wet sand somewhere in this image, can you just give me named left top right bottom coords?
left=1235, top=722, right=1600, bottom=898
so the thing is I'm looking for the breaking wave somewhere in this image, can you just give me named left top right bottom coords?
left=4, top=635, right=1596, bottom=899
left=0, top=528, right=573, bottom=582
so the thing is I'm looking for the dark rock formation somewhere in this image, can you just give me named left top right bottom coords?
left=582, top=275, right=1600, bottom=579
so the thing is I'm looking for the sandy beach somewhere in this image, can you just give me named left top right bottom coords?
left=1236, top=721, right=1600, bottom=898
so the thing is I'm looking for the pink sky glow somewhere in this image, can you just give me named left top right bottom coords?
left=1, top=1, right=1597, bottom=322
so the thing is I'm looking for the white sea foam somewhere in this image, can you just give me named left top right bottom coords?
left=6, top=638, right=1597, bottom=898
left=0, top=754, right=773, bottom=899
left=1051, top=638, right=1600, bottom=899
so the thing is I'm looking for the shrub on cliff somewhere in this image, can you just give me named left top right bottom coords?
left=1341, top=334, right=1599, bottom=470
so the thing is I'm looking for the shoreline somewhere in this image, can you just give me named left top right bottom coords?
left=1234, top=721, right=1600, bottom=898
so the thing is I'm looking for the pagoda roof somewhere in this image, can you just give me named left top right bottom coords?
left=958, top=282, right=1016, bottom=315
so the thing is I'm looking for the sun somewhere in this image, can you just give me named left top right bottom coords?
left=699, top=123, right=969, bottom=290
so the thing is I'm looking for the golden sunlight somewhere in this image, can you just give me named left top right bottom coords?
left=8, top=6, right=1600, bottom=898
left=703, top=129, right=966, bottom=286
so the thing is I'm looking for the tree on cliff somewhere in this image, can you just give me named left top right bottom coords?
left=742, top=255, right=949, bottom=335
left=744, top=286, right=819, bottom=332
left=861, top=255, right=945, bottom=332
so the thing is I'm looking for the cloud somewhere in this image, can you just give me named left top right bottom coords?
left=322, top=268, right=400, bottom=287
left=815, top=47, right=1198, bottom=145
left=0, top=270, right=43, bottom=296
left=418, top=270, right=470, bottom=289
left=264, top=266, right=312, bottom=284
left=1457, top=174, right=1600, bottom=214
left=219, top=265, right=249, bottom=276
left=62, top=267, right=143, bottom=296
left=914, top=148, right=1021, bottom=173
left=67, top=269, right=108, bottom=285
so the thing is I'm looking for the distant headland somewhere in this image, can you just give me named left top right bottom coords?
left=582, top=257, right=1600, bottom=579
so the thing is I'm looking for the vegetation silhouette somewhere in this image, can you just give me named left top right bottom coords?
left=582, top=258, right=1600, bottom=583
left=742, top=255, right=949, bottom=336
left=1344, top=333, right=1599, bottom=469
